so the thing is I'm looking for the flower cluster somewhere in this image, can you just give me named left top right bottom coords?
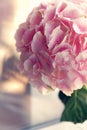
left=15, top=0, right=87, bottom=95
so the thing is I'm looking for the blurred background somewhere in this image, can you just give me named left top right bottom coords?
left=0, top=0, right=64, bottom=129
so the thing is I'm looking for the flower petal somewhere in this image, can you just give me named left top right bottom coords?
left=29, top=10, right=42, bottom=26
left=43, top=5, right=55, bottom=23
left=73, top=17, right=87, bottom=34
left=45, top=19, right=59, bottom=40
left=48, top=26, right=66, bottom=50
left=22, top=28, right=35, bottom=44
left=31, top=31, right=46, bottom=53
left=37, top=51, right=53, bottom=74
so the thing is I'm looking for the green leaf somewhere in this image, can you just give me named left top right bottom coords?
left=59, top=91, right=70, bottom=105
left=61, top=86, right=87, bottom=123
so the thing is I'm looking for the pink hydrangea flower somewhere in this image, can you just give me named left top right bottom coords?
left=15, top=0, right=87, bottom=95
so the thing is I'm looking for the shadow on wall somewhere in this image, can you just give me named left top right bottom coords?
left=0, top=55, right=31, bottom=94
left=0, top=0, right=31, bottom=95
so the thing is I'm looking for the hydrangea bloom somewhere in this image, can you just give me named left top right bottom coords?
left=15, top=0, right=87, bottom=95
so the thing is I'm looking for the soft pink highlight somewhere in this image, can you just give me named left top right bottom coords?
left=15, top=0, right=87, bottom=95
